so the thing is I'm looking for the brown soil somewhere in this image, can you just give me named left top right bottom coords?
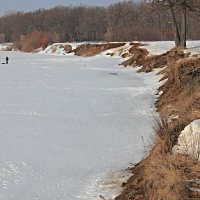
left=64, top=44, right=72, bottom=53
left=121, top=52, right=131, bottom=58
left=73, top=43, right=126, bottom=57
left=115, top=44, right=200, bottom=200
left=121, top=45, right=189, bottom=73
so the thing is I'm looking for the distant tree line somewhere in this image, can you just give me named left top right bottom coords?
left=0, top=1, right=200, bottom=44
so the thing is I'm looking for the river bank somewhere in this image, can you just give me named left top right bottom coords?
left=1, top=41, right=200, bottom=199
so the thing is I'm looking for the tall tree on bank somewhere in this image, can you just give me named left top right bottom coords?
left=149, top=0, right=200, bottom=48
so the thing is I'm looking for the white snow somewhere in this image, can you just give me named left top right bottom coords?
left=143, top=41, right=175, bottom=55
left=138, top=41, right=200, bottom=56
left=173, top=120, right=200, bottom=160
left=80, top=168, right=133, bottom=200
left=0, top=50, right=160, bottom=199
left=0, top=43, right=13, bottom=51
left=185, top=41, right=200, bottom=56
left=41, top=43, right=69, bottom=55
left=102, top=43, right=131, bottom=57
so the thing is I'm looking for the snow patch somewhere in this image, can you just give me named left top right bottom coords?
left=173, top=120, right=200, bottom=160
left=142, top=41, right=175, bottom=55
left=0, top=43, right=13, bottom=51
left=138, top=41, right=200, bottom=57
left=78, top=168, right=132, bottom=200
left=102, top=43, right=131, bottom=57
left=39, top=43, right=70, bottom=55
left=185, top=41, right=200, bottom=56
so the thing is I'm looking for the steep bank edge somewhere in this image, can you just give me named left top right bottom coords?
left=116, top=44, right=200, bottom=200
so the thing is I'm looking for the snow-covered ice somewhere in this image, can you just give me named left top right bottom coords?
left=143, top=41, right=175, bottom=55
left=142, top=40, right=200, bottom=56
left=0, top=51, right=159, bottom=199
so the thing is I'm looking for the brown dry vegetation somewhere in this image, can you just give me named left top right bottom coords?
left=157, top=57, right=200, bottom=121
left=121, top=45, right=189, bottom=73
left=116, top=117, right=200, bottom=200
left=18, top=30, right=49, bottom=52
left=115, top=44, right=200, bottom=200
left=73, top=43, right=126, bottom=57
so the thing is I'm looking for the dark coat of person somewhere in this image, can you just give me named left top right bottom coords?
left=6, top=57, right=9, bottom=64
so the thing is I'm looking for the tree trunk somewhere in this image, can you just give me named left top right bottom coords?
left=180, top=6, right=187, bottom=48
left=167, top=0, right=181, bottom=47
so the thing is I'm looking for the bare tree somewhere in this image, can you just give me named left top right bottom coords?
left=149, top=0, right=200, bottom=48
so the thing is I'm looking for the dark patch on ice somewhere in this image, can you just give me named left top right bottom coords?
left=109, top=72, right=118, bottom=76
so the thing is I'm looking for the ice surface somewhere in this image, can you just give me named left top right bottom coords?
left=0, top=51, right=159, bottom=199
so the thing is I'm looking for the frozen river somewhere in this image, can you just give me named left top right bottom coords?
left=0, top=51, right=159, bottom=199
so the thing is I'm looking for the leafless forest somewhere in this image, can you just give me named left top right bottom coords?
left=0, top=1, right=200, bottom=43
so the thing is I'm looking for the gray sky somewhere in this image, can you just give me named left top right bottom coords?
left=0, top=0, right=126, bottom=16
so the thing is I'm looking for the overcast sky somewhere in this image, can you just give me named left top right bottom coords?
left=0, top=0, right=127, bottom=16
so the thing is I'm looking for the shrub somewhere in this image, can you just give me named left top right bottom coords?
left=20, top=29, right=49, bottom=52
left=39, top=35, right=49, bottom=49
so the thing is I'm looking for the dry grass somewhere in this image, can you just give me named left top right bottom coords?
left=152, top=117, right=175, bottom=153
left=121, top=45, right=189, bottom=73
left=143, top=117, right=199, bottom=200
left=149, top=85, right=200, bottom=198
left=117, top=115, right=200, bottom=200
left=144, top=155, right=186, bottom=200
left=150, top=57, right=200, bottom=199
left=156, top=56, right=200, bottom=123
left=73, top=43, right=126, bottom=57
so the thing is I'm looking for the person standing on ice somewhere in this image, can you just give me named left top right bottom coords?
left=6, top=57, right=9, bottom=64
